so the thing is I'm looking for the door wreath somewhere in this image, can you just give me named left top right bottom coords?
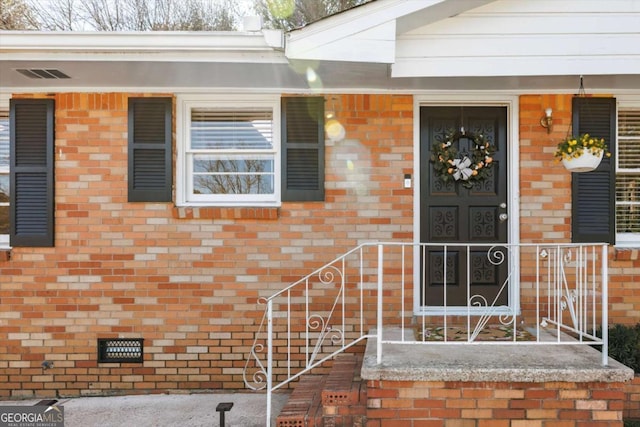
left=430, top=131, right=495, bottom=189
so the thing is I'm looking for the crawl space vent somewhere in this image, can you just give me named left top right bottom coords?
left=97, top=338, right=144, bottom=363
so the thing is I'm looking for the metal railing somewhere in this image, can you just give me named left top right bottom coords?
left=243, top=242, right=609, bottom=426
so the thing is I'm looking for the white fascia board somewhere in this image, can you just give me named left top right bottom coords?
left=392, top=56, right=640, bottom=78
left=0, top=30, right=284, bottom=62
left=287, top=21, right=397, bottom=63
left=3, top=51, right=288, bottom=63
left=286, top=0, right=446, bottom=63
left=262, top=29, right=285, bottom=48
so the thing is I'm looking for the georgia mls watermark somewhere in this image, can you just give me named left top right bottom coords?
left=0, top=404, right=64, bottom=427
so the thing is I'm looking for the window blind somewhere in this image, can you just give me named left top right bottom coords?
left=0, top=111, right=8, bottom=169
left=191, top=109, right=273, bottom=150
left=616, top=108, right=640, bottom=234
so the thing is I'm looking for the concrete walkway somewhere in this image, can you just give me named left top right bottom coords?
left=0, top=391, right=289, bottom=427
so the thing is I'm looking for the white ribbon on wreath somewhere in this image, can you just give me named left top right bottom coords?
left=451, top=156, right=474, bottom=181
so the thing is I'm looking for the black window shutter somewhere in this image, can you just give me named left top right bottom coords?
left=571, top=97, right=616, bottom=244
left=10, top=99, right=55, bottom=247
left=128, top=97, right=172, bottom=202
left=281, top=97, right=325, bottom=202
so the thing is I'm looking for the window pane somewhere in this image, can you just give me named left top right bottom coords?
left=619, top=137, right=640, bottom=169
left=192, top=155, right=274, bottom=195
left=193, top=156, right=274, bottom=174
left=0, top=174, right=7, bottom=234
left=619, top=110, right=640, bottom=137
left=616, top=174, right=640, bottom=233
left=191, top=109, right=273, bottom=150
left=0, top=110, right=8, bottom=237
left=616, top=108, right=640, bottom=235
left=616, top=175, right=640, bottom=202
left=618, top=110, right=640, bottom=169
left=0, top=112, right=8, bottom=168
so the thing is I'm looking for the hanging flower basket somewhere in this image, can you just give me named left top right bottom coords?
left=561, top=150, right=603, bottom=172
left=554, top=133, right=610, bottom=173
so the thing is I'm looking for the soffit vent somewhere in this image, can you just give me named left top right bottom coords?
left=16, top=69, right=71, bottom=79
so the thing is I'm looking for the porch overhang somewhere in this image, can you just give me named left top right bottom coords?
left=285, top=0, right=495, bottom=63
left=285, top=0, right=640, bottom=86
left=1, top=0, right=640, bottom=93
left=0, top=30, right=285, bottom=58
left=0, top=30, right=299, bottom=91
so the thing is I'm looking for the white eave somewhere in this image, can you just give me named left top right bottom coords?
left=0, top=30, right=286, bottom=62
left=1, top=0, right=639, bottom=92
left=285, top=0, right=494, bottom=63
left=390, top=0, right=640, bottom=78
left=286, top=0, right=640, bottom=80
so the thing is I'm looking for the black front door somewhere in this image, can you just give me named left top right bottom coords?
left=420, top=106, right=508, bottom=307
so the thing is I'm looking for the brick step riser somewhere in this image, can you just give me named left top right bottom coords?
left=277, top=354, right=366, bottom=427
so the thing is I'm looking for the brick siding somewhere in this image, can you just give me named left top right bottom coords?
left=366, top=379, right=626, bottom=427
left=0, top=93, right=413, bottom=397
left=626, top=375, right=640, bottom=420
left=519, top=94, right=640, bottom=326
left=0, top=92, right=638, bottom=403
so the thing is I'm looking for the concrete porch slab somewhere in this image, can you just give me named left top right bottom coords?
left=361, top=327, right=635, bottom=383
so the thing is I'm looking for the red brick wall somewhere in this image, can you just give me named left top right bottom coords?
left=366, top=379, right=626, bottom=427
left=519, top=94, right=573, bottom=242
left=520, top=95, right=639, bottom=418
left=1, top=92, right=638, bottom=400
left=626, top=375, right=640, bottom=420
left=519, top=94, right=640, bottom=326
left=0, top=93, right=413, bottom=397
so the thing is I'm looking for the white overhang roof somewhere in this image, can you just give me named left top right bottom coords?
left=285, top=0, right=494, bottom=63
left=1, top=0, right=639, bottom=93
left=286, top=0, right=640, bottom=85
left=0, top=30, right=301, bottom=91
left=1, top=30, right=285, bottom=61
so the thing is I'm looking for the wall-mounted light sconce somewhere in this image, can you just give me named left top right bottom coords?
left=540, top=107, right=553, bottom=133
left=325, top=96, right=336, bottom=120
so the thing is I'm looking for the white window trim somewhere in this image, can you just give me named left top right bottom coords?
left=615, top=96, right=640, bottom=247
left=176, top=94, right=281, bottom=207
left=0, top=94, right=9, bottom=248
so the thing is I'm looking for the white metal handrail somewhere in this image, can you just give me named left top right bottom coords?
left=243, top=242, right=609, bottom=426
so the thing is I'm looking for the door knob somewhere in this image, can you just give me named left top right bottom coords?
left=499, top=213, right=508, bottom=222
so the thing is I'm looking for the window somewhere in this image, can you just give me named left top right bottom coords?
left=177, top=96, right=280, bottom=206
left=177, top=95, right=325, bottom=206
left=616, top=106, right=640, bottom=245
left=0, top=109, right=8, bottom=247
